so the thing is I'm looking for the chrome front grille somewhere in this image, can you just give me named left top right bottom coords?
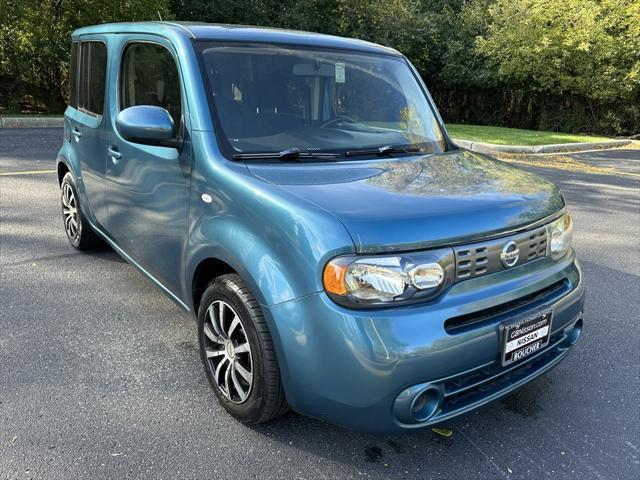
left=454, top=225, right=548, bottom=282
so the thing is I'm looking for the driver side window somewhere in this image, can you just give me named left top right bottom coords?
left=120, top=42, right=182, bottom=128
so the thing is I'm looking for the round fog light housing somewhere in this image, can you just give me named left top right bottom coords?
left=409, top=263, right=444, bottom=290
left=411, top=386, right=442, bottom=422
left=567, top=318, right=583, bottom=345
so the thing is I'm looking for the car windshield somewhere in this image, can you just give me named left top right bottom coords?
left=196, top=43, right=447, bottom=159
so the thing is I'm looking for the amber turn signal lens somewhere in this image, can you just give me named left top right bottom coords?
left=323, top=260, right=349, bottom=295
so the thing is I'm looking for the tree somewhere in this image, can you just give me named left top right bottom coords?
left=0, top=0, right=171, bottom=113
left=1, top=0, right=637, bottom=134
left=475, top=0, right=639, bottom=132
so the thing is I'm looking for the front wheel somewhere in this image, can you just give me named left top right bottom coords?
left=198, top=274, right=288, bottom=424
left=60, top=172, right=102, bottom=250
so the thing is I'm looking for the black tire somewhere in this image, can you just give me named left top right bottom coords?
left=198, top=274, right=288, bottom=424
left=60, top=172, right=103, bottom=251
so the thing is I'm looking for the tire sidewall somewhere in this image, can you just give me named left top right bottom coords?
left=197, top=277, right=268, bottom=422
left=61, top=173, right=84, bottom=248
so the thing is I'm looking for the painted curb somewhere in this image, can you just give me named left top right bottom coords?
left=453, top=138, right=631, bottom=154
left=0, top=116, right=64, bottom=128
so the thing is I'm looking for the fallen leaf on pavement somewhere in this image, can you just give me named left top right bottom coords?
left=431, top=427, right=453, bottom=438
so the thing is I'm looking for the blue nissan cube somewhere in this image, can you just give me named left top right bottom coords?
left=57, top=22, right=584, bottom=433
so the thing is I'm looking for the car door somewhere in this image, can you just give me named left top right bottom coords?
left=105, top=36, right=191, bottom=297
left=67, top=37, right=109, bottom=224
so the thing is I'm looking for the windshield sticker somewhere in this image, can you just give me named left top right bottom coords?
left=335, top=63, right=345, bottom=83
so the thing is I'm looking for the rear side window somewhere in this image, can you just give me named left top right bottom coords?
left=120, top=43, right=181, bottom=127
left=79, top=42, right=107, bottom=115
left=69, top=42, right=79, bottom=108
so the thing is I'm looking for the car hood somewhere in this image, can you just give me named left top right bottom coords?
left=246, top=150, right=564, bottom=253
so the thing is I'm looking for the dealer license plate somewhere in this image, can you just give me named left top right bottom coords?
left=500, top=309, right=553, bottom=367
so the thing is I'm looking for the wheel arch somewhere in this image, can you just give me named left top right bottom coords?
left=188, top=244, right=282, bottom=316
left=57, top=159, right=71, bottom=186
left=185, top=215, right=316, bottom=315
left=191, top=257, right=237, bottom=315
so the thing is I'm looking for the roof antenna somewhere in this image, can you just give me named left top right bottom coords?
left=157, top=11, right=164, bottom=21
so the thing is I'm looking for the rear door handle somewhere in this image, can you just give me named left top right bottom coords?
left=71, top=127, right=82, bottom=141
left=107, top=146, right=121, bottom=163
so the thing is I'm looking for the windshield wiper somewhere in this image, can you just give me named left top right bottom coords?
left=345, top=144, right=423, bottom=157
left=233, top=148, right=340, bottom=161
left=233, top=144, right=425, bottom=161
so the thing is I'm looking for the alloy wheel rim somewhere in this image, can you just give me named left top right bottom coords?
left=203, top=300, right=253, bottom=404
left=62, top=183, right=79, bottom=240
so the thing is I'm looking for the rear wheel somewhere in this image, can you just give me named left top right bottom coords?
left=60, top=172, right=102, bottom=250
left=198, top=274, right=288, bottom=424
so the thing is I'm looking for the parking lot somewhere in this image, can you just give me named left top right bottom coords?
left=1, top=128, right=639, bottom=479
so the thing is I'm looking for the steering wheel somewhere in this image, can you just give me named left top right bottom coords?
left=320, top=116, right=356, bottom=128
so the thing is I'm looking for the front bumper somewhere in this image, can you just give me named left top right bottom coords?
left=264, top=252, right=584, bottom=434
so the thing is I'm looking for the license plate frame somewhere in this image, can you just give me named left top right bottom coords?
left=500, top=308, right=553, bottom=367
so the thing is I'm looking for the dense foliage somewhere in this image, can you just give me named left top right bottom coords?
left=1, top=0, right=638, bottom=134
left=0, top=0, right=171, bottom=113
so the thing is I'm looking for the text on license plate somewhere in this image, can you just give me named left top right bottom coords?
left=500, top=309, right=553, bottom=366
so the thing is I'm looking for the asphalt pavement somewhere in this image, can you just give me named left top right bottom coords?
left=1, top=128, right=639, bottom=479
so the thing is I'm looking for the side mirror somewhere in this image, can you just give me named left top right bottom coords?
left=116, top=105, right=180, bottom=148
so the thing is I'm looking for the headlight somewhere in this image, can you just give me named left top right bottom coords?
left=547, top=212, right=573, bottom=260
left=323, top=248, right=454, bottom=308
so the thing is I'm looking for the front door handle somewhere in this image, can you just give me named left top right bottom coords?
left=107, top=145, right=121, bottom=164
left=71, top=127, right=82, bottom=142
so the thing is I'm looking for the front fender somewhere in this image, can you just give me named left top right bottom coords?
left=185, top=133, right=356, bottom=310
left=185, top=222, right=287, bottom=309
left=185, top=198, right=355, bottom=309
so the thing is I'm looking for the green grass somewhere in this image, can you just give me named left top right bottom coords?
left=446, top=124, right=612, bottom=146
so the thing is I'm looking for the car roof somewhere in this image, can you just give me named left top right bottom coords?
left=72, top=22, right=402, bottom=56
